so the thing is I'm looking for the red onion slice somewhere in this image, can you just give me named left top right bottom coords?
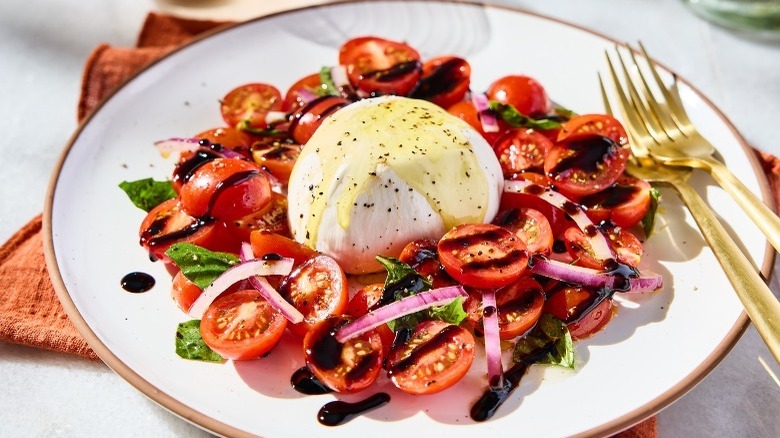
left=330, top=65, right=350, bottom=89
left=504, top=179, right=613, bottom=260
left=187, top=257, right=294, bottom=318
left=154, top=137, right=200, bottom=157
left=297, top=88, right=318, bottom=105
left=530, top=257, right=663, bottom=293
left=334, top=285, right=468, bottom=343
left=471, top=92, right=499, bottom=133
left=239, top=243, right=303, bottom=323
left=482, top=289, right=503, bottom=389
left=265, top=111, right=289, bottom=125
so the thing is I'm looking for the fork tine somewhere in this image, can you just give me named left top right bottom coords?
left=637, top=41, right=694, bottom=130
left=602, top=55, right=652, bottom=162
left=604, top=51, right=650, bottom=142
left=597, top=72, right=613, bottom=116
left=625, top=45, right=683, bottom=141
left=614, top=47, right=667, bottom=144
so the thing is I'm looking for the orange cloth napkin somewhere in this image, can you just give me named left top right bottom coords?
left=7, top=11, right=780, bottom=437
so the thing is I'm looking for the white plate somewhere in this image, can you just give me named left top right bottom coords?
left=44, top=1, right=772, bottom=437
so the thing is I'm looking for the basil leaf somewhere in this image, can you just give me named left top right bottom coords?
left=165, top=242, right=239, bottom=289
left=427, top=296, right=468, bottom=326
left=642, top=187, right=661, bottom=238
left=175, top=320, right=224, bottom=362
left=489, top=101, right=562, bottom=131
left=513, top=314, right=575, bottom=369
left=377, top=255, right=446, bottom=332
left=553, top=106, right=577, bottom=119
left=318, top=66, right=340, bottom=97
left=118, top=178, right=176, bottom=212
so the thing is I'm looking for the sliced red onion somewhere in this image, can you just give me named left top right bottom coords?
left=154, top=137, right=200, bottom=157
left=330, top=65, right=350, bottom=89
left=238, top=243, right=303, bottom=323
left=297, top=88, right=318, bottom=105
left=265, top=111, right=289, bottom=125
left=482, top=289, right=503, bottom=390
left=471, top=92, right=499, bottom=133
left=188, top=257, right=294, bottom=318
left=529, top=257, right=663, bottom=293
left=504, top=179, right=613, bottom=261
left=334, top=286, right=467, bottom=343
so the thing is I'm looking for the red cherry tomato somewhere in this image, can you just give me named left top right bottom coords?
left=200, top=289, right=288, bottom=360
left=493, top=128, right=554, bottom=178
left=339, top=36, right=422, bottom=96
left=557, top=114, right=629, bottom=146
left=226, top=192, right=291, bottom=243
left=194, top=127, right=252, bottom=151
left=282, top=73, right=322, bottom=111
left=579, top=176, right=652, bottom=229
left=304, top=316, right=384, bottom=393
left=171, top=271, right=202, bottom=313
left=279, top=255, right=348, bottom=336
left=492, top=207, right=554, bottom=255
left=486, top=75, right=551, bottom=116
left=438, top=223, right=528, bottom=289
left=602, top=224, right=643, bottom=267
left=398, top=239, right=457, bottom=288
left=466, top=277, right=545, bottom=339
left=544, top=285, right=614, bottom=340
left=563, top=226, right=607, bottom=270
left=251, top=142, right=301, bottom=184
left=500, top=182, right=574, bottom=237
left=410, top=56, right=470, bottom=108
left=179, top=158, right=271, bottom=221
left=543, top=133, right=630, bottom=198
left=345, top=283, right=395, bottom=357
left=387, top=320, right=475, bottom=395
left=220, top=83, right=282, bottom=129
left=289, top=96, right=351, bottom=144
left=249, top=230, right=317, bottom=266
left=447, top=100, right=504, bottom=145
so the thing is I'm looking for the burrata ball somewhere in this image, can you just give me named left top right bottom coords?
left=287, top=96, right=503, bottom=274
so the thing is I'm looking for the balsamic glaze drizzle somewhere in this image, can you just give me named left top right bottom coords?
left=318, top=393, right=391, bottom=426
left=291, top=367, right=333, bottom=395
left=120, top=272, right=155, bottom=293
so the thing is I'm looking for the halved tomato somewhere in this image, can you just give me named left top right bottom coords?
left=289, top=96, right=351, bottom=144
left=220, top=83, right=282, bottom=129
left=226, top=192, right=290, bottom=243
left=200, top=289, right=288, bottom=360
left=466, top=277, right=545, bottom=339
left=279, top=255, right=348, bottom=336
left=486, top=75, right=551, bottom=117
left=447, top=100, right=504, bottom=145
left=194, top=127, right=253, bottom=152
left=249, top=230, right=317, bottom=266
left=557, top=114, right=628, bottom=146
left=544, top=285, right=614, bottom=340
left=492, top=207, right=554, bottom=255
left=398, top=239, right=457, bottom=288
left=339, top=36, right=422, bottom=96
left=171, top=271, right=202, bottom=313
left=579, top=176, right=652, bottom=228
left=563, top=226, right=606, bottom=270
left=601, top=224, right=643, bottom=267
left=251, top=142, right=301, bottom=184
left=438, top=223, right=528, bottom=289
left=345, top=283, right=395, bottom=357
left=544, top=133, right=630, bottom=198
left=282, top=73, right=322, bottom=111
left=304, top=316, right=384, bottom=393
left=493, top=128, right=554, bottom=178
left=410, top=56, right=470, bottom=109
left=387, top=320, right=475, bottom=395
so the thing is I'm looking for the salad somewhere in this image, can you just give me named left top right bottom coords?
left=119, top=36, right=663, bottom=425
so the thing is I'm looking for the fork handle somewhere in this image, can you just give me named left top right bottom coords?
left=674, top=179, right=780, bottom=364
left=670, top=155, right=780, bottom=255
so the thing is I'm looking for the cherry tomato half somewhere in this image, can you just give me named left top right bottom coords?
left=226, top=192, right=290, bottom=243
left=194, top=127, right=253, bottom=151
left=438, top=223, right=529, bottom=289
left=387, top=320, right=475, bottom=395
left=410, top=56, right=470, bottom=109
left=544, top=133, right=630, bottom=198
left=493, top=128, right=554, bottom=178
left=171, top=271, right=202, bottom=313
left=279, top=255, right=348, bottom=336
left=492, top=207, right=554, bottom=255
left=579, top=175, right=652, bottom=229
left=544, top=285, right=614, bottom=340
left=220, top=83, right=283, bottom=129
left=602, top=224, right=643, bottom=267
left=398, top=239, right=457, bottom=288
left=345, top=283, right=395, bottom=357
left=447, top=100, right=504, bottom=145
left=466, top=277, right=545, bottom=339
left=251, top=142, right=301, bottom=184
left=250, top=230, right=317, bottom=266
left=557, top=114, right=628, bottom=146
left=563, top=226, right=607, bottom=270
left=289, top=96, right=351, bottom=144
left=339, top=36, right=422, bottom=96
left=486, top=75, right=551, bottom=117
left=304, top=316, right=384, bottom=393
left=200, top=289, right=288, bottom=360
left=179, top=158, right=271, bottom=221
left=282, top=73, right=323, bottom=111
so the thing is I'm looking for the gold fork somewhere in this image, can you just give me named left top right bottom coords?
left=600, top=60, right=780, bottom=364
left=614, top=42, right=780, bottom=254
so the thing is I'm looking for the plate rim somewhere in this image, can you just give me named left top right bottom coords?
left=42, top=1, right=774, bottom=437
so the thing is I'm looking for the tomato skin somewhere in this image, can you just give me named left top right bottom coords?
left=580, top=176, right=652, bottom=229
left=279, top=255, right=348, bottom=336
left=179, top=158, right=271, bottom=221
left=289, top=96, right=351, bottom=144
left=447, top=100, right=504, bottom=145
left=492, top=207, right=554, bottom=255
left=200, top=289, right=288, bottom=360
left=493, top=128, right=554, bottom=178
left=500, top=186, right=574, bottom=237
left=304, top=316, right=384, bottom=393
left=251, top=142, right=301, bottom=184
left=602, top=224, right=643, bottom=267
left=398, top=239, right=457, bottom=288
left=487, top=75, right=551, bottom=116
left=339, top=36, right=422, bottom=96
left=563, top=226, right=606, bottom=270
left=225, top=192, right=291, bottom=243
left=220, top=83, right=283, bottom=128
left=194, top=127, right=253, bottom=152
left=387, top=320, right=475, bottom=395
left=171, top=271, right=202, bottom=313
left=282, top=73, right=322, bottom=111
left=438, top=223, right=529, bottom=289
left=544, top=133, right=630, bottom=198
left=345, top=283, right=395, bottom=357
left=250, top=230, right=317, bottom=266
left=557, top=114, right=628, bottom=146
left=544, top=285, right=614, bottom=340
left=410, top=56, right=470, bottom=109
left=465, top=277, right=544, bottom=339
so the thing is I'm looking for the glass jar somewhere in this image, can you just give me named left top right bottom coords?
left=681, top=0, right=780, bottom=35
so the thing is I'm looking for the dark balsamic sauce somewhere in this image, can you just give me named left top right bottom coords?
left=317, top=393, right=390, bottom=426
left=120, top=272, right=155, bottom=293
left=552, top=240, right=567, bottom=253
left=291, top=367, right=333, bottom=395
left=602, top=258, right=640, bottom=292
left=204, top=170, right=260, bottom=217
left=377, top=274, right=427, bottom=307
left=261, top=252, right=283, bottom=261
left=410, top=57, right=467, bottom=99
left=388, top=325, right=460, bottom=375
left=171, top=149, right=221, bottom=186
left=364, top=60, right=421, bottom=82
left=523, top=183, right=546, bottom=196
left=580, top=181, right=638, bottom=209
left=550, top=134, right=619, bottom=174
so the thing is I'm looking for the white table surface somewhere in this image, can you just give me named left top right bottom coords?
left=1, top=0, right=779, bottom=436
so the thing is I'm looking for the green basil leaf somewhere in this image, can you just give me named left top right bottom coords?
left=318, top=66, right=340, bottom=97
left=376, top=255, right=435, bottom=332
left=427, top=296, right=468, bottom=326
left=489, top=101, right=562, bottom=131
left=118, top=178, right=176, bottom=212
left=513, top=314, right=575, bottom=369
left=642, top=187, right=661, bottom=238
left=553, top=106, right=577, bottom=119
left=175, top=320, right=224, bottom=362
left=165, top=242, right=239, bottom=289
